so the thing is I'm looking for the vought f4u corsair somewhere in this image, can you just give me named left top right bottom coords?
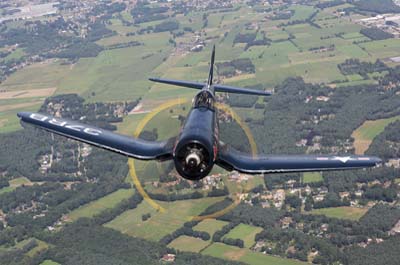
left=18, top=46, right=381, bottom=181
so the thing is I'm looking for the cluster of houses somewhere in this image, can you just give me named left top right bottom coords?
left=234, top=172, right=400, bottom=213
left=358, top=14, right=400, bottom=38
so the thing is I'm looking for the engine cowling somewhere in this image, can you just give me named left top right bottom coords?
left=174, top=141, right=213, bottom=181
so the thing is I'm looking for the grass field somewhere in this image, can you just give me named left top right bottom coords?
left=0, top=61, right=70, bottom=91
left=26, top=239, right=48, bottom=257
left=223, top=223, right=263, bottom=248
left=202, top=243, right=307, bottom=265
left=359, top=39, right=400, bottom=60
left=168, top=235, right=210, bottom=253
left=9, top=177, right=32, bottom=187
left=105, top=197, right=223, bottom=241
left=2, top=48, right=25, bottom=62
left=67, top=189, right=134, bottom=221
left=0, top=186, right=15, bottom=195
left=310, top=206, right=368, bottom=220
left=352, top=116, right=400, bottom=154
left=193, top=219, right=229, bottom=237
left=116, top=113, right=146, bottom=135
left=58, top=44, right=173, bottom=102
left=11, top=238, right=48, bottom=258
left=303, top=172, right=323, bottom=184
left=0, top=177, right=33, bottom=195
left=0, top=101, right=42, bottom=133
left=0, top=60, right=65, bottom=133
left=40, top=261, right=60, bottom=265
left=223, top=175, right=264, bottom=194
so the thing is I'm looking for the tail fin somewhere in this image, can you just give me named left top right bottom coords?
left=207, top=45, right=215, bottom=86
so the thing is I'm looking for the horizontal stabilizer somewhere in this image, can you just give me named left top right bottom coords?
left=149, top=78, right=204, bottom=90
left=149, top=78, right=272, bottom=96
left=213, top=84, right=272, bottom=96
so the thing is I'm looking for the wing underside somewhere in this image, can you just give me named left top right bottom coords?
left=217, top=145, right=382, bottom=174
left=18, top=112, right=174, bottom=161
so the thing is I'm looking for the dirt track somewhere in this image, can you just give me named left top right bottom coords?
left=0, top=87, right=56, bottom=100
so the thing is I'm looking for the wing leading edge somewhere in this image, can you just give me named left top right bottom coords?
left=17, top=112, right=174, bottom=161
left=217, top=145, right=382, bottom=174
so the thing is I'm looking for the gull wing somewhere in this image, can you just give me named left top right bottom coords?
left=217, top=145, right=382, bottom=174
left=17, top=112, right=174, bottom=161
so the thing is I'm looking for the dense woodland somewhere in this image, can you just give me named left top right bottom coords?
left=338, top=59, right=388, bottom=78
left=352, top=0, right=400, bottom=14
left=0, top=218, right=243, bottom=265
left=360, top=27, right=394, bottom=40
left=230, top=75, right=400, bottom=155
left=211, top=202, right=400, bottom=264
left=344, top=235, right=400, bottom=265
left=216, top=58, right=256, bottom=77
left=367, top=120, right=400, bottom=160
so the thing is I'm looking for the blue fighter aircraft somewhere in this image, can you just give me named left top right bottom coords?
left=18, top=46, right=381, bottom=180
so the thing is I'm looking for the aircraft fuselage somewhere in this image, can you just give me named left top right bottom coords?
left=173, top=88, right=219, bottom=180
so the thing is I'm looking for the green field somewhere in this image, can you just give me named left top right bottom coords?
left=0, top=177, right=32, bottom=194
left=2, top=48, right=25, bottom=62
left=202, top=243, right=307, bottom=265
left=40, top=260, right=60, bottom=265
left=9, top=177, right=32, bottom=186
left=68, top=189, right=134, bottom=221
left=354, top=116, right=400, bottom=141
left=303, top=172, right=323, bottom=184
left=9, top=238, right=49, bottom=258
left=116, top=113, right=146, bottom=135
left=310, top=206, right=368, bottom=221
left=223, top=223, right=263, bottom=248
left=0, top=103, right=41, bottom=133
left=352, top=116, right=400, bottom=154
left=26, top=239, right=48, bottom=257
left=57, top=42, right=173, bottom=102
left=168, top=235, right=210, bottom=253
left=223, top=175, right=264, bottom=194
left=105, top=197, right=223, bottom=241
left=289, top=5, right=316, bottom=22
left=0, top=186, right=15, bottom=195
left=0, top=61, right=70, bottom=91
left=359, top=39, right=400, bottom=60
left=0, top=60, right=68, bottom=133
left=193, top=219, right=229, bottom=237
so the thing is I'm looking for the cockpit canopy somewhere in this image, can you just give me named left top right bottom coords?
left=193, top=90, right=215, bottom=110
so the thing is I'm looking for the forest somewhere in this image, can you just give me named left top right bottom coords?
left=360, top=27, right=394, bottom=40
left=338, top=59, right=388, bottom=78
left=0, top=218, right=243, bottom=265
left=353, top=0, right=400, bottom=14
left=367, top=120, right=400, bottom=160
left=344, top=235, right=400, bottom=265
left=211, top=201, right=400, bottom=264
left=216, top=58, right=255, bottom=77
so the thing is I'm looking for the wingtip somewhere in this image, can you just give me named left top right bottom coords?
left=263, top=90, right=273, bottom=96
left=17, top=112, right=28, bottom=119
left=373, top=157, right=383, bottom=166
